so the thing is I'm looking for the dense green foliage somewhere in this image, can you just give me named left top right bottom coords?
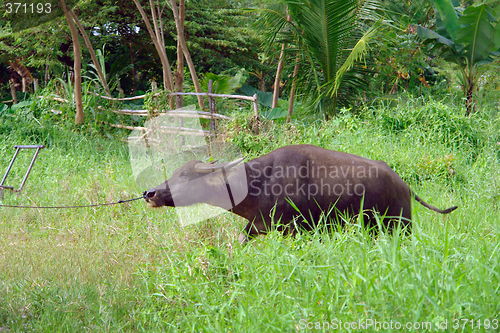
left=2, top=0, right=500, bottom=116
left=417, top=0, right=500, bottom=115
left=253, top=0, right=385, bottom=116
left=1, top=95, right=499, bottom=331
left=0, top=0, right=263, bottom=98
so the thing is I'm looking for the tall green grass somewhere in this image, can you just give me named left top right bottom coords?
left=0, top=95, right=499, bottom=331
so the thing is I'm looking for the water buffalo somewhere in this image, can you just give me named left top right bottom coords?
left=144, top=145, right=457, bottom=243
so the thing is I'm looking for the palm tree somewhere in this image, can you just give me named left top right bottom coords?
left=256, top=0, right=384, bottom=118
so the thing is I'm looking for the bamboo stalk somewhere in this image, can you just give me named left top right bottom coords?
left=38, top=96, right=69, bottom=103
left=103, top=123, right=147, bottom=131
left=110, top=110, right=149, bottom=116
left=103, top=122, right=209, bottom=136
left=159, top=126, right=208, bottom=133
left=167, top=110, right=230, bottom=119
left=169, top=92, right=257, bottom=101
left=92, top=91, right=257, bottom=102
left=91, top=92, right=150, bottom=100
left=106, top=108, right=230, bottom=119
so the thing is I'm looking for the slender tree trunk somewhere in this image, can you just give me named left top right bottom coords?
left=149, top=0, right=175, bottom=109
left=59, top=0, right=83, bottom=124
left=133, top=0, right=174, bottom=93
left=272, top=13, right=291, bottom=109
left=69, top=9, right=111, bottom=96
left=464, top=69, right=476, bottom=116
left=465, top=81, right=475, bottom=116
left=170, top=0, right=205, bottom=110
left=259, top=73, right=266, bottom=92
left=129, top=41, right=137, bottom=94
left=150, top=0, right=163, bottom=51
left=286, top=54, right=300, bottom=123
left=175, top=0, right=185, bottom=109
left=44, top=63, right=49, bottom=87
left=272, top=43, right=286, bottom=109
left=9, top=79, right=17, bottom=104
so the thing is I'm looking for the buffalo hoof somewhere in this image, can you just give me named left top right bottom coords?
left=238, top=233, right=248, bottom=245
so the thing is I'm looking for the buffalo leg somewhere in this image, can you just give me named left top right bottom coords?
left=238, top=219, right=268, bottom=244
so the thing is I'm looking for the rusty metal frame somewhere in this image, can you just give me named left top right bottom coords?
left=0, top=145, right=44, bottom=198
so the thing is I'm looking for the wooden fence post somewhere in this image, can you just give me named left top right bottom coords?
left=208, top=79, right=215, bottom=141
left=253, top=93, right=258, bottom=118
left=253, top=93, right=259, bottom=135
left=176, top=92, right=182, bottom=109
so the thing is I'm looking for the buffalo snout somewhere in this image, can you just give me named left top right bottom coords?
left=143, top=189, right=160, bottom=207
left=143, top=183, right=174, bottom=207
left=144, top=190, right=156, bottom=198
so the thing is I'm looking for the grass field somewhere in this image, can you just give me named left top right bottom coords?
left=0, top=96, right=499, bottom=332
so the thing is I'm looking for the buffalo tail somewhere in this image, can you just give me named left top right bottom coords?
left=414, top=194, right=458, bottom=214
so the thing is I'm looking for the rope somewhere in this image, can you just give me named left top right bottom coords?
left=0, top=195, right=144, bottom=209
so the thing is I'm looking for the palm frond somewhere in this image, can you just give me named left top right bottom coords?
left=286, top=0, right=362, bottom=83
left=251, top=5, right=291, bottom=51
left=329, top=20, right=382, bottom=97
left=256, top=0, right=384, bottom=116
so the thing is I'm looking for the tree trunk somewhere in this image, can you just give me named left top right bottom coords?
left=133, top=0, right=174, bottom=93
left=129, top=41, right=137, bottom=94
left=149, top=0, right=175, bottom=109
left=9, top=79, right=17, bottom=104
left=286, top=54, right=300, bottom=123
left=175, top=0, right=185, bottom=109
left=45, top=63, right=49, bottom=87
left=465, top=80, right=475, bottom=116
left=272, top=13, right=291, bottom=109
left=259, top=73, right=266, bottom=92
left=150, top=0, right=164, bottom=51
left=70, top=9, right=111, bottom=96
left=59, top=0, right=83, bottom=124
left=170, top=0, right=205, bottom=110
left=272, top=42, right=286, bottom=109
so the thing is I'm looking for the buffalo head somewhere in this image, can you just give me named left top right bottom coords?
left=143, top=157, right=246, bottom=209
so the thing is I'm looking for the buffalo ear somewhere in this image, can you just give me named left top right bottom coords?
left=205, top=173, right=227, bottom=187
left=194, top=157, right=245, bottom=173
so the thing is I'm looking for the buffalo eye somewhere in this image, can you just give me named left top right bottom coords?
left=180, top=171, right=189, bottom=178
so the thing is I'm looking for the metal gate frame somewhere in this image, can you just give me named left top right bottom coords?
left=0, top=145, right=44, bottom=199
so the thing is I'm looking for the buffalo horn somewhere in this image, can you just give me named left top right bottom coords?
left=194, top=157, right=245, bottom=173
